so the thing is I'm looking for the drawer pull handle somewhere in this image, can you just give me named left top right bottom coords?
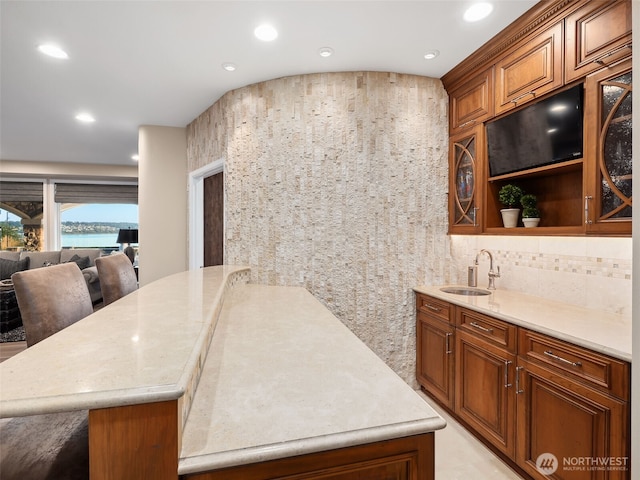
left=504, top=360, right=512, bottom=388
left=510, top=91, right=536, bottom=105
left=469, top=321, right=493, bottom=333
left=516, top=366, right=524, bottom=394
left=445, top=332, right=452, bottom=354
left=544, top=350, right=582, bottom=367
left=458, top=119, right=476, bottom=128
left=593, top=42, right=632, bottom=66
left=425, top=304, right=441, bottom=313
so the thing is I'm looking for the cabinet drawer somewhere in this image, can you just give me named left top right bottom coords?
left=519, top=329, right=630, bottom=400
left=415, top=294, right=450, bottom=323
left=455, top=308, right=517, bottom=353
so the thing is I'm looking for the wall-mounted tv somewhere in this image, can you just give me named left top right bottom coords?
left=486, top=84, right=584, bottom=177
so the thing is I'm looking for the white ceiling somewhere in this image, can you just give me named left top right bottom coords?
left=0, top=0, right=538, bottom=167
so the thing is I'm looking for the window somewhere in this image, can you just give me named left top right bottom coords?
left=60, top=204, right=138, bottom=249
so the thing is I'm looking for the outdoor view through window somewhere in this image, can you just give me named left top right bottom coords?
left=1, top=204, right=138, bottom=250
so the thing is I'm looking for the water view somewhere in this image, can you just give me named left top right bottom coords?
left=61, top=233, right=119, bottom=248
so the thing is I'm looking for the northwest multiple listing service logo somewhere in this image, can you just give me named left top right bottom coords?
left=536, top=453, right=558, bottom=475
left=536, top=453, right=629, bottom=476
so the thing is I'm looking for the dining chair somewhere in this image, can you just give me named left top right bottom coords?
left=95, top=253, right=138, bottom=306
left=12, top=262, right=93, bottom=347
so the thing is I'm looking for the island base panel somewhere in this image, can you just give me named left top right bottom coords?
left=182, top=433, right=434, bottom=480
left=89, top=400, right=179, bottom=480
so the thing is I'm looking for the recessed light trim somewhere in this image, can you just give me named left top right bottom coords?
left=254, top=24, right=278, bottom=42
left=37, top=44, right=69, bottom=59
left=75, top=113, right=96, bottom=123
left=318, top=47, right=334, bottom=58
left=222, top=62, right=237, bottom=71
left=424, top=50, right=440, bottom=60
left=464, top=2, right=494, bottom=22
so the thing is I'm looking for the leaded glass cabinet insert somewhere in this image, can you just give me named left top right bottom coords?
left=599, top=71, right=632, bottom=221
left=449, top=126, right=482, bottom=233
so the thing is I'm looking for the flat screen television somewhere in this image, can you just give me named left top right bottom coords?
left=486, top=84, right=584, bottom=177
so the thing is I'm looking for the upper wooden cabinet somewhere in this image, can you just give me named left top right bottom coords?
left=442, top=0, right=632, bottom=237
left=448, top=126, right=484, bottom=234
left=494, top=22, right=563, bottom=115
left=565, top=0, right=632, bottom=83
left=584, top=58, right=632, bottom=235
left=449, top=67, right=494, bottom=132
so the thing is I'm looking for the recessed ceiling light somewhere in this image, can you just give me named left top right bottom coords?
left=254, top=24, right=278, bottom=42
left=222, top=62, right=237, bottom=71
left=131, top=154, right=140, bottom=161
left=464, top=2, right=494, bottom=22
left=318, top=47, right=334, bottom=58
left=37, top=44, right=69, bottom=59
left=75, top=113, right=95, bottom=123
left=424, top=50, right=440, bottom=60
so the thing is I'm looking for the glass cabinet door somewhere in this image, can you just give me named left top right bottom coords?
left=585, top=60, right=632, bottom=234
left=449, top=127, right=482, bottom=233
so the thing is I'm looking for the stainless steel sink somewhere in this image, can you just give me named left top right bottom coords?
left=440, top=286, right=492, bottom=296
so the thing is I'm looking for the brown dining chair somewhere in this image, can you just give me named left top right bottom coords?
left=12, top=262, right=94, bottom=347
left=95, top=253, right=138, bottom=306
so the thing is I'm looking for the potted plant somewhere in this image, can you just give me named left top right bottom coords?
left=521, top=194, right=540, bottom=228
left=498, top=184, right=524, bottom=228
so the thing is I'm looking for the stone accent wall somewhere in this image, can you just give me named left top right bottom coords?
left=188, top=72, right=450, bottom=384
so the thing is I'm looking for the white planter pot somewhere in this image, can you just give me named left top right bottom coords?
left=523, top=217, right=540, bottom=228
left=500, top=208, right=520, bottom=228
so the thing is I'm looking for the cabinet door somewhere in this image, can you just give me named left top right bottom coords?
left=516, top=359, right=629, bottom=480
left=416, top=312, right=455, bottom=409
left=565, top=0, right=632, bottom=83
left=455, top=330, right=516, bottom=457
left=584, top=59, right=632, bottom=234
left=449, top=67, right=494, bottom=132
left=495, top=22, right=563, bottom=115
left=448, top=126, right=483, bottom=234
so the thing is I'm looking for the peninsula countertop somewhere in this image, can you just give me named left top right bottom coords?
left=179, top=284, right=446, bottom=475
left=413, top=285, right=631, bottom=362
left=0, top=265, right=250, bottom=418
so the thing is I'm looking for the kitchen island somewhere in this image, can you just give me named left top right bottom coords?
left=0, top=267, right=445, bottom=479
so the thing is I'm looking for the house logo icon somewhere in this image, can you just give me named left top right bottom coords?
left=536, top=452, right=558, bottom=475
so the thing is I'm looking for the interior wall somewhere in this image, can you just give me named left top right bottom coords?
left=138, top=125, right=188, bottom=286
left=187, top=72, right=450, bottom=383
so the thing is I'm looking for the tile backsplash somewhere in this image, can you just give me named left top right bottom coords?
left=449, top=235, right=632, bottom=317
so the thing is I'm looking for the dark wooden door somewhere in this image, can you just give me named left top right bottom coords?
left=203, top=172, right=223, bottom=267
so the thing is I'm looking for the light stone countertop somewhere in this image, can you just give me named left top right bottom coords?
left=178, top=284, right=446, bottom=475
left=0, top=265, right=250, bottom=418
left=414, top=285, right=631, bottom=362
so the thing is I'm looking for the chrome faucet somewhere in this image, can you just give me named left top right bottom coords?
left=474, top=249, right=500, bottom=290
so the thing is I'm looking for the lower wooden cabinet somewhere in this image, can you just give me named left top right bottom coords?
left=455, top=330, right=516, bottom=458
left=416, top=311, right=455, bottom=409
left=516, top=359, right=629, bottom=480
left=415, top=293, right=630, bottom=480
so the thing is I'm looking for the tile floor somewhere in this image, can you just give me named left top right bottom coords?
left=418, top=392, right=524, bottom=479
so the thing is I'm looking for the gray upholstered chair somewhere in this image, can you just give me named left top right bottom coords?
left=95, top=253, right=138, bottom=306
left=11, top=262, right=94, bottom=347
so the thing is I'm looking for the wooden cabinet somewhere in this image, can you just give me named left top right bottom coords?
left=455, top=329, right=516, bottom=457
left=442, top=0, right=632, bottom=237
left=448, top=126, right=483, bottom=234
left=565, top=0, right=632, bottom=83
left=495, top=22, right=563, bottom=115
left=584, top=59, right=632, bottom=235
left=415, top=294, right=631, bottom=480
left=416, top=294, right=454, bottom=409
left=449, top=67, right=494, bottom=132
left=516, top=328, right=630, bottom=480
